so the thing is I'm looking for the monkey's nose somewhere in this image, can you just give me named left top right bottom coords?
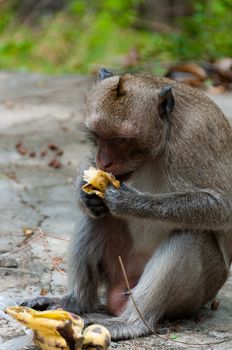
left=103, top=161, right=113, bottom=170
left=100, top=163, right=114, bottom=173
left=96, top=158, right=113, bottom=171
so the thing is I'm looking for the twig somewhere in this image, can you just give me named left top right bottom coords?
left=16, top=230, right=36, bottom=248
left=40, top=229, right=65, bottom=275
left=118, top=256, right=165, bottom=341
left=46, top=233, right=69, bottom=242
left=40, top=228, right=66, bottom=294
left=12, top=227, right=69, bottom=254
left=13, top=231, right=43, bottom=253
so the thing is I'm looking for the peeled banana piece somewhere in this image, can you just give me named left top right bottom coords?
left=82, top=166, right=120, bottom=198
left=5, top=306, right=111, bottom=350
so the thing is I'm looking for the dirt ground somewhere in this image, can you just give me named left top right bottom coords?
left=0, top=72, right=232, bottom=350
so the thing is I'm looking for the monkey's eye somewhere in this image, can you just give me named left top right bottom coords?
left=110, top=137, right=126, bottom=144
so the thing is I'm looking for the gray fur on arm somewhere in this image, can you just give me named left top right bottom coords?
left=105, top=185, right=232, bottom=230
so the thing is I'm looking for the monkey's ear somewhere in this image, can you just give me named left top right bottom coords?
left=158, top=85, right=175, bottom=117
left=98, top=68, right=113, bottom=81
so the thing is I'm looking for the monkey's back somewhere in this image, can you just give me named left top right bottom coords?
left=149, top=77, right=232, bottom=195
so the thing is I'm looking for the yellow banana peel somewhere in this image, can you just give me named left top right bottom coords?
left=82, top=167, right=120, bottom=198
left=5, top=306, right=111, bottom=350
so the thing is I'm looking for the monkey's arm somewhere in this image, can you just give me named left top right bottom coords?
left=104, top=184, right=232, bottom=230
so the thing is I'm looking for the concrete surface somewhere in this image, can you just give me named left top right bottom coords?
left=0, top=72, right=232, bottom=349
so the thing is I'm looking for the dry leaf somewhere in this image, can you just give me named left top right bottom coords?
left=23, top=227, right=34, bottom=236
left=167, top=63, right=207, bottom=80
left=52, top=257, right=64, bottom=265
left=29, top=151, right=36, bottom=157
left=40, top=150, right=47, bottom=157
left=56, top=150, right=64, bottom=156
left=211, top=299, right=220, bottom=311
left=40, top=288, right=48, bottom=296
left=48, top=143, right=59, bottom=151
left=48, top=159, right=62, bottom=169
left=16, top=142, right=27, bottom=156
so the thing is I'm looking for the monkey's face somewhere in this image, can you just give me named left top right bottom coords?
left=92, top=133, right=149, bottom=179
left=85, top=73, right=172, bottom=178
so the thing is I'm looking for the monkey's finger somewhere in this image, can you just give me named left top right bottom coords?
left=120, top=182, right=130, bottom=190
left=81, top=192, right=104, bottom=203
left=90, top=206, right=109, bottom=217
left=85, top=196, right=109, bottom=209
left=87, top=196, right=105, bottom=206
left=88, top=204, right=108, bottom=211
left=118, top=182, right=135, bottom=194
left=105, top=185, right=118, bottom=195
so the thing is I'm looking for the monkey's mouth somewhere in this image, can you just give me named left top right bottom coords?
left=116, top=171, right=133, bottom=182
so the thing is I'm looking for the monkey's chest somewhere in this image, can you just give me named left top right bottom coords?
left=126, top=163, right=171, bottom=255
left=127, top=217, right=170, bottom=256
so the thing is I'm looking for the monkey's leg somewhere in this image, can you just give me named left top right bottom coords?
left=21, top=216, right=104, bottom=313
left=85, top=230, right=228, bottom=340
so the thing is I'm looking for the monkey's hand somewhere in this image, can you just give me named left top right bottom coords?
left=104, top=183, right=137, bottom=216
left=80, top=180, right=109, bottom=218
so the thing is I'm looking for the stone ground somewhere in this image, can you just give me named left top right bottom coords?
left=0, top=72, right=232, bottom=350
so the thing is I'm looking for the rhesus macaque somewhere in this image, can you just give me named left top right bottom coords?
left=22, top=69, right=232, bottom=340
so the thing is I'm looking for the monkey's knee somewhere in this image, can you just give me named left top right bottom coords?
left=161, top=231, right=227, bottom=318
left=107, top=285, right=129, bottom=316
left=113, top=232, right=227, bottom=323
left=107, top=277, right=140, bottom=316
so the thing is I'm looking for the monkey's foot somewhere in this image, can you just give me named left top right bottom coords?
left=20, top=294, right=81, bottom=312
left=84, top=313, right=152, bottom=340
left=19, top=296, right=62, bottom=311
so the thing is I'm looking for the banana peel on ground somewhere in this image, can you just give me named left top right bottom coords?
left=82, top=167, right=120, bottom=198
left=5, top=306, right=111, bottom=350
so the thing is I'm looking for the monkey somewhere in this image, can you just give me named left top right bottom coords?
left=21, top=68, right=232, bottom=340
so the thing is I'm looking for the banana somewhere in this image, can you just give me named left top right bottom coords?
left=5, top=306, right=111, bottom=350
left=83, top=324, right=111, bottom=350
left=34, top=331, right=71, bottom=350
left=5, top=306, right=84, bottom=350
left=82, top=166, right=120, bottom=198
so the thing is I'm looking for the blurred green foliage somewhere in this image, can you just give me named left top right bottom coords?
left=0, top=0, right=231, bottom=74
left=172, top=0, right=232, bottom=60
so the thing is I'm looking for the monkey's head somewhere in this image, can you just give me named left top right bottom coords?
left=85, top=69, right=175, bottom=179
